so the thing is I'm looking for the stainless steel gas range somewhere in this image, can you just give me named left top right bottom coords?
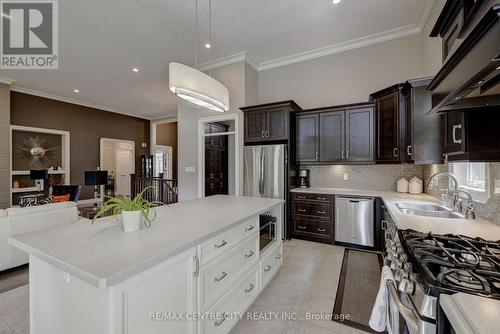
left=382, top=205, right=500, bottom=334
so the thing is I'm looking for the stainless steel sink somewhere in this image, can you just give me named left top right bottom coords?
left=394, top=202, right=463, bottom=219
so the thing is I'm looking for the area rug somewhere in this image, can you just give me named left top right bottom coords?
left=332, top=249, right=385, bottom=333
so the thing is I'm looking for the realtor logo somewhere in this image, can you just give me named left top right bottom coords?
left=0, top=0, right=58, bottom=69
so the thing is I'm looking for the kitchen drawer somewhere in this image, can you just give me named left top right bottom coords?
left=260, top=241, right=283, bottom=289
left=199, top=234, right=259, bottom=311
left=293, top=201, right=332, bottom=220
left=293, top=192, right=333, bottom=203
left=294, top=220, right=333, bottom=238
left=198, top=217, right=258, bottom=265
left=201, top=265, right=259, bottom=334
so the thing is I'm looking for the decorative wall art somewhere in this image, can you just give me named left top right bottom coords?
left=12, top=130, right=62, bottom=170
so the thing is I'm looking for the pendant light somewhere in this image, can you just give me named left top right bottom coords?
left=169, top=0, right=229, bottom=112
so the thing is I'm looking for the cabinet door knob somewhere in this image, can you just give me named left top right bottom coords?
left=452, top=124, right=462, bottom=144
left=346, top=150, right=350, bottom=159
left=275, top=254, right=282, bottom=260
left=315, top=151, right=319, bottom=160
left=261, top=130, right=265, bottom=138
left=245, top=225, right=255, bottom=231
left=298, top=208, right=306, bottom=212
left=245, top=250, right=255, bottom=258
left=214, top=313, right=228, bottom=327
left=341, top=151, right=345, bottom=159
left=297, top=195, right=307, bottom=199
left=407, top=145, right=412, bottom=156
left=393, top=147, right=398, bottom=157
left=264, top=264, right=272, bottom=272
left=317, top=197, right=326, bottom=200
left=297, top=225, right=307, bottom=229
left=317, top=228, right=326, bottom=232
left=316, top=210, right=326, bottom=214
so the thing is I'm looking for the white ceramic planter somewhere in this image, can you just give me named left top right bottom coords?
left=122, top=210, right=142, bottom=232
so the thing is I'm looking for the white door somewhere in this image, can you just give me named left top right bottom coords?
left=116, top=150, right=134, bottom=196
left=154, top=145, right=173, bottom=179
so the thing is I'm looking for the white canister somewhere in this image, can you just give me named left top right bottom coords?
left=397, top=178, right=410, bottom=193
left=121, top=210, right=142, bottom=232
left=409, top=177, right=423, bottom=194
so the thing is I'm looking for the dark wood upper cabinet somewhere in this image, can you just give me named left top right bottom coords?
left=370, top=85, right=405, bottom=163
left=319, top=111, right=344, bottom=162
left=296, top=102, right=375, bottom=165
left=442, top=110, right=500, bottom=162
left=402, top=77, right=443, bottom=164
left=345, top=107, right=374, bottom=162
left=241, top=101, right=301, bottom=144
left=204, top=123, right=228, bottom=197
left=297, top=114, right=319, bottom=162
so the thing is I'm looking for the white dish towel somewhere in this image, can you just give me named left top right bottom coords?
left=369, top=265, right=395, bottom=332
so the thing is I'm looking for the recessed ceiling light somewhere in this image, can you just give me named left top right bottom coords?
left=205, top=43, right=211, bottom=49
left=73, top=89, right=79, bottom=93
left=333, top=0, right=341, bottom=4
left=132, top=67, right=139, bottom=72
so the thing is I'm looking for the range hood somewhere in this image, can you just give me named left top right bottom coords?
left=427, top=3, right=500, bottom=114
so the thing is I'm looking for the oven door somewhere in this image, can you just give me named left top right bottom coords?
left=386, top=281, right=425, bottom=334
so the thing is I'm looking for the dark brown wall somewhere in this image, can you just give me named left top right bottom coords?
left=10, top=92, right=150, bottom=199
left=156, top=122, right=178, bottom=180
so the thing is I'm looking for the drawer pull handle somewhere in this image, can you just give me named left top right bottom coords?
left=298, top=209, right=306, bottom=212
left=264, top=264, right=272, bottom=272
left=298, top=225, right=307, bottom=230
left=245, top=225, right=255, bottom=231
left=317, top=197, right=326, bottom=200
left=214, top=271, right=228, bottom=282
left=245, top=283, right=255, bottom=293
left=317, top=210, right=326, bottom=214
left=245, top=250, right=255, bottom=258
left=214, top=240, right=227, bottom=249
left=297, top=195, right=307, bottom=199
left=276, top=254, right=282, bottom=260
left=317, top=228, right=326, bottom=232
left=214, top=313, right=228, bottom=327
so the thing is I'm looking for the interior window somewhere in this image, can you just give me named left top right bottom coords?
left=450, top=162, right=489, bottom=202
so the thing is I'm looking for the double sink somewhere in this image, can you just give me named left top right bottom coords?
left=394, top=202, right=463, bottom=219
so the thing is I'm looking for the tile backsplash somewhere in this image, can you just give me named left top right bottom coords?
left=423, top=163, right=500, bottom=226
left=303, top=164, right=424, bottom=191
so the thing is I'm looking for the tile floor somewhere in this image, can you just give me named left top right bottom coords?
left=231, top=239, right=369, bottom=334
left=0, top=239, right=370, bottom=334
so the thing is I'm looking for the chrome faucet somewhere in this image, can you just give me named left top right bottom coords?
left=449, top=189, right=476, bottom=220
left=427, top=172, right=459, bottom=204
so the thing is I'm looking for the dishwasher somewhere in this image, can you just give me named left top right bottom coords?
left=335, top=196, right=374, bottom=247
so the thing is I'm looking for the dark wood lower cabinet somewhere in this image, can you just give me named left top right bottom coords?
left=292, top=192, right=334, bottom=244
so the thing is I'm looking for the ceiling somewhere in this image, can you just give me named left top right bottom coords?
left=0, top=0, right=433, bottom=119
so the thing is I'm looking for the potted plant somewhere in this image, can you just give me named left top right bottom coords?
left=92, top=187, right=162, bottom=232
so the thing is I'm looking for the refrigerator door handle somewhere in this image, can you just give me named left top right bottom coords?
left=259, top=150, right=265, bottom=197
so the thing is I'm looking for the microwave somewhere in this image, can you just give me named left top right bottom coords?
left=259, top=214, right=277, bottom=252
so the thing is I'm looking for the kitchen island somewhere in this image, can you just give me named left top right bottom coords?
left=9, top=195, right=284, bottom=334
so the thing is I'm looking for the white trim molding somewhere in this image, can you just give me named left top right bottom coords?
left=198, top=51, right=258, bottom=72
left=0, top=76, right=15, bottom=85
left=10, top=86, right=149, bottom=120
left=257, top=24, right=421, bottom=71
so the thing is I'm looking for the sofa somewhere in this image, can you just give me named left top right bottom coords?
left=0, top=202, right=79, bottom=271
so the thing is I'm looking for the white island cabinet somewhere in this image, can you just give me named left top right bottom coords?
left=9, top=196, right=284, bottom=334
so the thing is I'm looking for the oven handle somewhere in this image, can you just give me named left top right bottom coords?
left=387, top=280, right=420, bottom=334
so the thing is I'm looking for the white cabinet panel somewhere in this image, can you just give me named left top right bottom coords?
left=260, top=241, right=283, bottom=290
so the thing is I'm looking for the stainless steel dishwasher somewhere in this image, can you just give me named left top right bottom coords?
left=335, top=196, right=374, bottom=247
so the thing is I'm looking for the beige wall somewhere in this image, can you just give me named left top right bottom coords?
left=0, top=84, right=10, bottom=209
left=257, top=33, right=424, bottom=109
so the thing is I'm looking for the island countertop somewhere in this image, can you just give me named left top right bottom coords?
left=9, top=195, right=283, bottom=288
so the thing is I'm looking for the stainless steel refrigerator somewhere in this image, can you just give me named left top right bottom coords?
left=243, top=144, right=287, bottom=238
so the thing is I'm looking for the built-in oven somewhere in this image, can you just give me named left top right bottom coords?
left=259, top=214, right=277, bottom=252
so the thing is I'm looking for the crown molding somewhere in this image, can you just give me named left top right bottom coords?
left=198, top=51, right=258, bottom=72
left=0, top=76, right=15, bottom=85
left=11, top=86, right=151, bottom=120
left=418, top=0, right=436, bottom=31
left=257, top=24, right=421, bottom=71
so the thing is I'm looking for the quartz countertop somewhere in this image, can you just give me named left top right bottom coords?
left=291, top=187, right=500, bottom=239
left=440, top=293, right=500, bottom=334
left=9, top=195, right=283, bottom=288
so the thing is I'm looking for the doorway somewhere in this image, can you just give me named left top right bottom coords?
left=150, top=120, right=178, bottom=180
left=100, top=138, right=135, bottom=197
left=198, top=114, right=240, bottom=198
left=154, top=145, right=173, bottom=179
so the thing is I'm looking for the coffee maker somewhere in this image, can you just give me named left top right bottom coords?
left=297, top=169, right=310, bottom=188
